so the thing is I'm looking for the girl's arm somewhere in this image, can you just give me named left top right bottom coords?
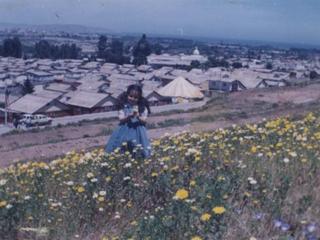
left=137, top=108, right=148, bottom=124
left=118, top=110, right=133, bottom=124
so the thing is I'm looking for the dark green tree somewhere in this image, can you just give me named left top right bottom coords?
left=310, top=70, right=319, bottom=80
left=21, top=79, right=34, bottom=95
left=190, top=60, right=201, bottom=69
left=97, top=35, right=108, bottom=58
left=35, top=40, right=52, bottom=58
left=132, top=34, right=151, bottom=66
left=232, top=62, right=242, bottom=69
left=34, top=41, right=80, bottom=59
left=70, top=44, right=80, bottom=59
left=2, top=37, right=22, bottom=58
left=266, top=62, right=273, bottom=70
left=103, top=39, right=130, bottom=65
left=206, top=57, right=229, bottom=68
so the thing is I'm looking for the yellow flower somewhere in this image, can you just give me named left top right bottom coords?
left=98, top=197, right=105, bottom=202
left=251, top=146, right=257, bottom=153
left=189, top=180, right=196, bottom=187
left=77, top=186, right=85, bottom=193
left=151, top=172, right=158, bottom=177
left=191, top=236, right=202, bottom=240
left=105, top=176, right=112, bottom=182
left=200, top=213, right=211, bottom=221
left=212, top=206, right=226, bottom=215
left=87, top=172, right=94, bottom=178
left=174, top=189, right=189, bottom=200
left=130, top=220, right=138, bottom=226
left=191, top=206, right=198, bottom=211
left=0, top=200, right=7, bottom=208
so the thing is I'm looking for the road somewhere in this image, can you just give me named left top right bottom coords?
left=0, top=125, right=11, bottom=135
left=52, top=99, right=207, bottom=125
left=0, top=100, right=208, bottom=135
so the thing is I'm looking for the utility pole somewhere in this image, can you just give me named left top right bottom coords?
left=4, top=85, right=9, bottom=126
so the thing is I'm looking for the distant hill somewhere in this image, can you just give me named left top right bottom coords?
left=0, top=22, right=112, bottom=34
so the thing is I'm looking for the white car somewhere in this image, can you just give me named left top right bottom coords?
left=18, top=114, right=52, bottom=128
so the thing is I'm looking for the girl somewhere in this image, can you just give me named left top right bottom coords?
left=105, top=84, right=151, bottom=157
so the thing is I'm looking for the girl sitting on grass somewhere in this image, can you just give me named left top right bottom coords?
left=105, top=84, right=151, bottom=158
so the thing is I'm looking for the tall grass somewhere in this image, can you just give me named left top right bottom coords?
left=0, top=112, right=319, bottom=239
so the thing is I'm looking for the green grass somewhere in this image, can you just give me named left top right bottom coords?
left=0, top=112, right=319, bottom=239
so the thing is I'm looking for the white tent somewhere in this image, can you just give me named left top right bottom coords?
left=157, top=76, right=204, bottom=99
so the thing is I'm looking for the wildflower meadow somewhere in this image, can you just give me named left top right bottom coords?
left=0, top=112, right=320, bottom=239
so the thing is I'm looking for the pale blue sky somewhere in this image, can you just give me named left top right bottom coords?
left=0, top=0, right=319, bottom=45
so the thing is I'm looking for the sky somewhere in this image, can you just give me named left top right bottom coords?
left=0, top=0, right=319, bottom=46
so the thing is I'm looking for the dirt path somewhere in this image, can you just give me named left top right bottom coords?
left=1, top=83, right=320, bottom=168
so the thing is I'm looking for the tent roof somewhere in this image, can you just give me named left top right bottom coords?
left=156, top=76, right=204, bottom=99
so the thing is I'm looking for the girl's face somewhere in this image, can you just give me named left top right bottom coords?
left=128, top=90, right=140, bottom=105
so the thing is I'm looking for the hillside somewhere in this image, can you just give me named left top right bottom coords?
left=1, top=83, right=320, bottom=167
left=0, top=111, right=319, bottom=239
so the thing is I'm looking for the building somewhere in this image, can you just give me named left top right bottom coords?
left=7, top=94, right=69, bottom=118
left=157, top=76, right=204, bottom=102
left=60, top=90, right=117, bottom=114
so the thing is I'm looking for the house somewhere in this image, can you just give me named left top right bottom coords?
left=137, top=65, right=153, bottom=73
left=0, top=92, right=21, bottom=107
left=142, top=80, right=162, bottom=91
left=65, top=68, right=88, bottom=81
left=44, top=82, right=75, bottom=93
left=26, top=70, right=54, bottom=83
left=76, top=79, right=109, bottom=93
left=208, top=79, right=246, bottom=92
left=256, top=79, right=287, bottom=88
left=145, top=90, right=171, bottom=106
left=60, top=90, right=117, bottom=114
left=7, top=94, right=70, bottom=117
left=104, top=87, right=124, bottom=99
left=80, top=61, right=101, bottom=70
left=0, top=79, right=23, bottom=94
left=32, top=85, right=65, bottom=100
left=101, top=63, right=119, bottom=75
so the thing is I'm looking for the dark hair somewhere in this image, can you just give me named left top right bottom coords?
left=117, top=84, right=151, bottom=114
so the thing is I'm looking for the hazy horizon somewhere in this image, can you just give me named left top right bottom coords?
left=0, top=0, right=319, bottom=46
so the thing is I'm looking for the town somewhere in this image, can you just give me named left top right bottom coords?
left=1, top=25, right=320, bottom=127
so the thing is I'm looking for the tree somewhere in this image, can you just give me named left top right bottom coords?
left=206, top=57, right=229, bottom=68
left=34, top=41, right=81, bottom=59
left=266, top=62, right=273, bottom=70
left=35, top=40, right=52, bottom=58
left=190, top=60, right=201, bottom=69
left=102, top=39, right=129, bottom=65
left=97, top=35, right=107, bottom=58
left=21, top=79, right=34, bottom=95
left=111, top=40, right=123, bottom=55
left=132, top=34, right=151, bottom=66
left=289, top=72, right=297, bottom=79
left=310, top=70, right=319, bottom=80
left=2, top=37, right=22, bottom=58
left=70, top=44, right=80, bottom=59
left=232, top=62, right=242, bottom=69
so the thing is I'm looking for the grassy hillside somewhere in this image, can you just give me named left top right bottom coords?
left=0, top=112, right=320, bottom=240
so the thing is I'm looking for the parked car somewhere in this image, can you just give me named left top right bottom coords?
left=18, top=114, right=52, bottom=128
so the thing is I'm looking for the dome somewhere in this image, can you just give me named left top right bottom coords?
left=193, top=47, right=200, bottom=55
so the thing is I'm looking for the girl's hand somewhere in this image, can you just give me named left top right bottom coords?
left=133, top=111, right=139, bottom=117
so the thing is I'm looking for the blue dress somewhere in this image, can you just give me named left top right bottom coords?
left=105, top=104, right=151, bottom=157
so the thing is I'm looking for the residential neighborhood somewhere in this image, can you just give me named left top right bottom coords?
left=0, top=25, right=320, bottom=126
